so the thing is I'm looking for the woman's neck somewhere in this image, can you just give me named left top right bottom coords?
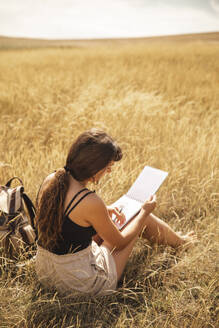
left=71, top=175, right=89, bottom=188
left=80, top=180, right=88, bottom=187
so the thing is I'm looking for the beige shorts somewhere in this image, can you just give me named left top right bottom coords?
left=35, top=241, right=117, bottom=296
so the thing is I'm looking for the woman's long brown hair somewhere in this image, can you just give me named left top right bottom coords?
left=36, top=128, right=122, bottom=251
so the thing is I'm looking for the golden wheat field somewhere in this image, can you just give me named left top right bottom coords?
left=0, top=35, right=219, bottom=328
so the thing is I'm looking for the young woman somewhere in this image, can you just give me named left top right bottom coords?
left=35, top=128, right=195, bottom=296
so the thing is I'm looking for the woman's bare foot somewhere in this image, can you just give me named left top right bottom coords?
left=176, top=231, right=197, bottom=249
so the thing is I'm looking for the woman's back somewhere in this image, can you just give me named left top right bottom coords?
left=37, top=174, right=97, bottom=254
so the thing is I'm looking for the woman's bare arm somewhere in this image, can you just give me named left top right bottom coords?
left=85, top=194, right=156, bottom=250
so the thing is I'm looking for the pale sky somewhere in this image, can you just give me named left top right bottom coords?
left=0, top=0, right=219, bottom=39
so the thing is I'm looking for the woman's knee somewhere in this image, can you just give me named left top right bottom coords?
left=142, top=214, right=165, bottom=241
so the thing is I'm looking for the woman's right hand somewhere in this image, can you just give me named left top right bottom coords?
left=141, top=194, right=157, bottom=215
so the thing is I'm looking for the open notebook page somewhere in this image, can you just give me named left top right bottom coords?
left=112, top=166, right=168, bottom=229
left=127, top=166, right=168, bottom=203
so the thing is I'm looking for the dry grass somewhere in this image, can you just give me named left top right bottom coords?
left=0, top=37, right=218, bottom=327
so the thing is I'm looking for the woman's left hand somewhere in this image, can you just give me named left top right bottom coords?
left=107, top=206, right=126, bottom=227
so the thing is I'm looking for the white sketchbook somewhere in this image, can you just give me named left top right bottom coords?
left=112, top=166, right=168, bottom=230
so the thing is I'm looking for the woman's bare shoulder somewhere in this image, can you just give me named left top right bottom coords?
left=40, top=172, right=56, bottom=189
left=81, top=191, right=108, bottom=219
left=37, top=172, right=56, bottom=202
left=44, top=172, right=56, bottom=184
left=85, top=190, right=105, bottom=207
left=71, top=189, right=105, bottom=214
left=66, top=187, right=107, bottom=226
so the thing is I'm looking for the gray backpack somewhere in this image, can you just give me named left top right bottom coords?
left=0, top=177, right=37, bottom=259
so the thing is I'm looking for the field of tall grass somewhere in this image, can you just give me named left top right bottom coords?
left=0, top=38, right=218, bottom=327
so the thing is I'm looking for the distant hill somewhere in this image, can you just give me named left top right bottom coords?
left=0, top=32, right=218, bottom=50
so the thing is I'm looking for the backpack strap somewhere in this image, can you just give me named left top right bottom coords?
left=5, top=177, right=36, bottom=232
left=22, top=193, right=36, bottom=231
left=5, top=177, right=23, bottom=188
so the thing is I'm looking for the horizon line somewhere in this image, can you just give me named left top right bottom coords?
left=0, top=31, right=218, bottom=42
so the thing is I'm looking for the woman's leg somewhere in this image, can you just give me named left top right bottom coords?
left=102, top=237, right=137, bottom=281
left=101, top=209, right=149, bottom=280
left=142, top=213, right=196, bottom=248
left=102, top=211, right=196, bottom=280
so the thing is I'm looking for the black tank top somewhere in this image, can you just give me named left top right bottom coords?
left=50, top=188, right=96, bottom=255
